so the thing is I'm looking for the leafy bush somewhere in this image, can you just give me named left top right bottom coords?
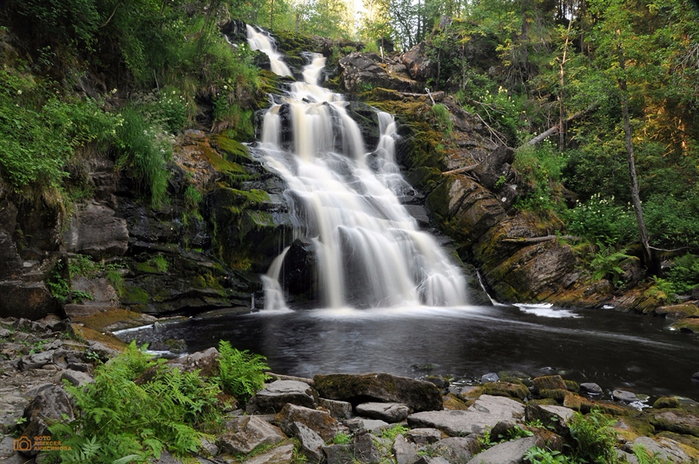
left=512, top=143, right=567, bottom=215
left=115, top=106, right=171, bottom=207
left=217, top=340, right=270, bottom=401
left=564, top=194, right=638, bottom=246
left=666, top=254, right=699, bottom=294
left=524, top=446, right=573, bottom=463
left=50, top=342, right=222, bottom=463
left=430, top=104, right=453, bottom=137
left=644, top=194, right=699, bottom=250
left=568, top=410, right=618, bottom=463
left=590, top=245, right=632, bottom=286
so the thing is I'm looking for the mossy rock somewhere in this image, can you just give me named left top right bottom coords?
left=538, top=388, right=572, bottom=403
left=650, top=409, right=699, bottom=437
left=71, top=324, right=126, bottom=352
left=533, top=375, right=567, bottom=391
left=654, top=397, right=683, bottom=409
left=482, top=381, right=529, bottom=400
left=215, top=134, right=253, bottom=162
left=564, top=380, right=580, bottom=393
left=670, top=318, right=699, bottom=333
left=443, top=393, right=471, bottom=410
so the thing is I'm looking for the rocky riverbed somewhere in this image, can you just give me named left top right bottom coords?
left=2, top=316, right=699, bottom=463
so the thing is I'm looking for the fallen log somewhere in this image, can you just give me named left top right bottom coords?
left=524, top=103, right=599, bottom=147
left=502, top=235, right=581, bottom=244
left=441, top=164, right=480, bottom=175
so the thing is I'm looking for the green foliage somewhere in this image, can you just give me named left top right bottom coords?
left=184, top=186, right=203, bottom=212
left=590, top=245, right=632, bottom=287
left=333, top=431, right=352, bottom=444
left=564, top=194, right=638, bottom=246
left=0, top=71, right=118, bottom=190
left=150, top=255, right=169, bottom=274
left=568, top=410, right=618, bottom=464
left=524, top=446, right=573, bottom=463
left=381, top=424, right=409, bottom=441
left=115, top=106, right=171, bottom=208
left=430, top=104, right=453, bottom=137
left=666, top=254, right=699, bottom=295
left=216, top=340, right=270, bottom=401
left=632, top=444, right=669, bottom=464
left=106, top=270, right=125, bottom=296
left=644, top=194, right=699, bottom=250
left=512, top=143, right=566, bottom=215
left=49, top=341, right=222, bottom=462
left=646, top=277, right=679, bottom=305
left=507, top=425, right=534, bottom=440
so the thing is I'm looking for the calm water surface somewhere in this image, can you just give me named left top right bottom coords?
left=119, top=304, right=699, bottom=401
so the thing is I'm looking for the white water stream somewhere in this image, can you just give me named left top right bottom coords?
left=248, top=27, right=467, bottom=310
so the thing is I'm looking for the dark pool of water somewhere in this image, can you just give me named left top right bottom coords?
left=117, top=304, right=699, bottom=402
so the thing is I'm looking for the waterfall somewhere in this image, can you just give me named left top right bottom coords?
left=247, top=27, right=468, bottom=309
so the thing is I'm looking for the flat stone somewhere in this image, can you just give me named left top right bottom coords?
left=393, top=434, right=419, bottom=464
left=17, top=351, right=55, bottom=371
left=217, top=415, right=286, bottom=454
left=415, top=457, right=450, bottom=464
left=319, top=398, right=353, bottom=420
left=243, top=443, right=295, bottom=464
left=466, top=436, right=542, bottom=464
left=248, top=380, right=317, bottom=414
left=481, top=373, right=499, bottom=383
left=355, top=402, right=410, bottom=422
left=408, top=395, right=525, bottom=436
left=0, top=394, right=29, bottom=434
left=613, top=390, right=639, bottom=403
left=651, top=409, right=699, bottom=437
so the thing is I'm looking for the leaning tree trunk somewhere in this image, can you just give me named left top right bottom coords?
left=618, top=49, right=655, bottom=271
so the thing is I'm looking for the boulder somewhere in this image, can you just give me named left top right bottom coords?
left=650, top=409, right=699, bottom=437
left=319, top=398, right=353, bottom=420
left=17, top=350, right=56, bottom=371
left=0, top=394, right=29, bottom=434
left=248, top=380, right=318, bottom=414
left=580, top=382, right=603, bottom=396
left=277, top=403, right=341, bottom=442
left=465, top=436, right=543, bottom=464
left=217, top=415, right=286, bottom=454
left=405, top=428, right=443, bottom=445
left=167, top=347, right=220, bottom=377
left=289, top=421, right=325, bottom=463
left=400, top=42, right=436, bottom=81
left=338, top=52, right=421, bottom=94
left=352, top=431, right=381, bottom=464
left=59, top=369, right=94, bottom=387
left=525, top=404, right=575, bottom=436
left=631, top=436, right=692, bottom=463
left=432, top=436, right=481, bottom=462
left=21, top=386, right=74, bottom=456
left=314, top=373, right=443, bottom=412
left=0, top=281, right=61, bottom=320
left=281, top=238, right=318, bottom=297
left=613, top=390, right=639, bottom=403
left=244, top=443, right=295, bottom=464
left=324, top=444, right=354, bottom=464
left=393, top=434, right=419, bottom=464
left=345, top=418, right=391, bottom=433
left=63, top=201, right=129, bottom=259
left=355, top=402, right=410, bottom=423
left=407, top=395, right=525, bottom=436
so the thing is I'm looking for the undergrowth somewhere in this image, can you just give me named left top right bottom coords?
left=49, top=340, right=270, bottom=463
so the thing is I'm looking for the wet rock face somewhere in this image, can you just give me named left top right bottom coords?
left=339, top=52, right=422, bottom=94
left=281, top=238, right=318, bottom=298
left=63, top=201, right=129, bottom=259
left=401, top=42, right=436, bottom=82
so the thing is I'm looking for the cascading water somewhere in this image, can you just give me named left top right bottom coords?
left=247, top=27, right=468, bottom=309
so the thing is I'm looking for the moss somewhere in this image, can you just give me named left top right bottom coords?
left=670, top=318, right=699, bottom=333
left=203, top=145, right=246, bottom=175
left=443, top=394, right=470, bottom=410
left=71, top=324, right=127, bottom=351
left=122, top=284, right=150, bottom=305
left=564, top=380, right=580, bottom=393
left=532, top=375, right=567, bottom=391
left=215, top=134, right=252, bottom=162
left=73, top=308, right=152, bottom=332
left=538, top=388, right=572, bottom=403
left=653, top=397, right=682, bottom=409
left=482, top=381, right=529, bottom=400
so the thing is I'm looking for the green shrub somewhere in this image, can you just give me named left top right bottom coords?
left=216, top=340, right=270, bottom=401
left=564, top=193, right=638, bottom=246
left=524, top=446, right=573, bottom=463
left=590, top=245, right=632, bottom=287
left=430, top=104, right=453, bottom=137
left=666, top=254, right=699, bottom=294
left=512, top=143, right=567, bottom=215
left=49, top=342, right=222, bottom=462
left=115, top=106, right=171, bottom=208
left=644, top=194, right=699, bottom=249
left=569, top=410, right=618, bottom=463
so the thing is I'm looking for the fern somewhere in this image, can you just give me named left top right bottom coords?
left=217, top=340, right=271, bottom=400
left=590, top=244, right=632, bottom=287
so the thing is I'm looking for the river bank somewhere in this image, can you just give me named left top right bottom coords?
left=2, top=314, right=699, bottom=463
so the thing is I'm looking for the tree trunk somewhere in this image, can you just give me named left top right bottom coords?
left=618, top=49, right=655, bottom=271
left=523, top=103, right=599, bottom=147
